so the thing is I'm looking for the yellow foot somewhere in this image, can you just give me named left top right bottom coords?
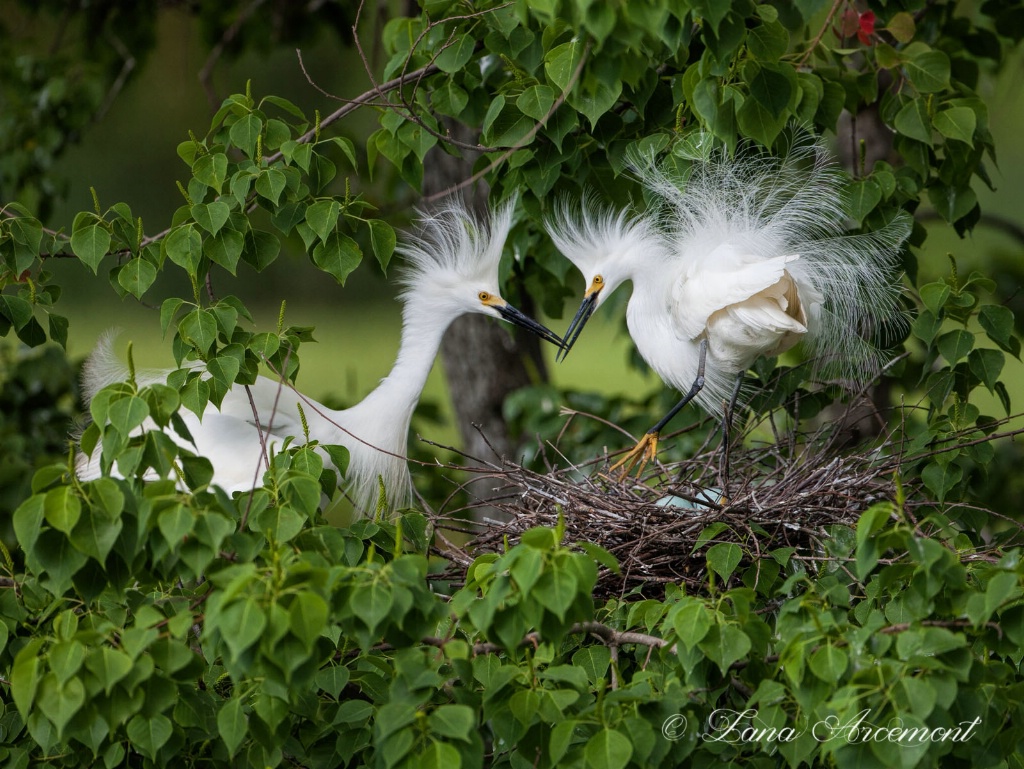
left=609, top=432, right=660, bottom=480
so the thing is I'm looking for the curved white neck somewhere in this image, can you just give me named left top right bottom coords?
left=355, top=296, right=454, bottom=416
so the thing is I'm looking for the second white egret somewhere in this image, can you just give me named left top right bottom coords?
left=547, top=133, right=910, bottom=476
left=79, top=198, right=562, bottom=515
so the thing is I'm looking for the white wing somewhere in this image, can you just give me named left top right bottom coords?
left=671, top=244, right=800, bottom=340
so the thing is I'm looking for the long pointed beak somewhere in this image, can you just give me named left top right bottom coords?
left=556, top=291, right=599, bottom=362
left=497, top=303, right=563, bottom=347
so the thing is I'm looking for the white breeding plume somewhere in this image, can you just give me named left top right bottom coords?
left=547, top=132, right=910, bottom=475
left=78, top=198, right=562, bottom=515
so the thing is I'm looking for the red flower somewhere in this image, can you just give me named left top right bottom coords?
left=835, top=8, right=877, bottom=46
left=857, top=10, right=877, bottom=46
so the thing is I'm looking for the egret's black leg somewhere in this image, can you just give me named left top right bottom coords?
left=610, top=339, right=708, bottom=478
left=719, top=373, right=744, bottom=500
left=648, top=338, right=708, bottom=436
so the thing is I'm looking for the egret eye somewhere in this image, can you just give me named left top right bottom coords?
left=478, top=291, right=490, bottom=302
left=593, top=275, right=604, bottom=286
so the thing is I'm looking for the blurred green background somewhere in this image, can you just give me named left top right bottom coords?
left=6, top=4, right=1024, bottom=444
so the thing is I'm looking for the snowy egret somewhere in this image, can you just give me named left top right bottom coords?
left=78, top=198, right=562, bottom=515
left=547, top=133, right=910, bottom=477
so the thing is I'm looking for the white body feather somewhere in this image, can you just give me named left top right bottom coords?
left=548, top=133, right=910, bottom=418
left=78, top=199, right=519, bottom=516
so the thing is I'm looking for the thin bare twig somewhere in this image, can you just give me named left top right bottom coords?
left=199, top=0, right=271, bottom=109
left=797, top=0, right=846, bottom=67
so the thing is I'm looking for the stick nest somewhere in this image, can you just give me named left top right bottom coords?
left=425, top=405, right=1006, bottom=595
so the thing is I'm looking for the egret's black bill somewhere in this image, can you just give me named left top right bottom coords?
left=556, top=293, right=598, bottom=362
left=498, top=304, right=563, bottom=347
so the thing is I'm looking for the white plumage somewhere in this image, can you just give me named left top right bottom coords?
left=547, top=133, right=910, bottom=472
left=78, top=198, right=561, bottom=515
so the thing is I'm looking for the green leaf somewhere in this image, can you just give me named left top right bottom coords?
left=368, top=219, right=395, bottom=273
left=432, top=79, right=469, bottom=117
left=207, top=354, right=241, bottom=394
left=8, top=216, right=43, bottom=273
left=428, top=704, right=475, bottom=742
left=905, top=49, right=951, bottom=93
left=229, top=113, right=263, bottom=158
left=48, top=641, right=85, bottom=687
left=70, top=224, right=112, bottom=274
left=0, top=295, right=32, bottom=332
left=305, top=200, right=341, bottom=243
left=887, top=12, right=916, bottom=43
left=517, top=85, right=555, bottom=121
left=108, top=394, right=150, bottom=435
left=544, top=39, right=585, bottom=92
left=126, top=713, right=173, bottom=760
left=922, top=460, right=963, bottom=503
left=11, top=639, right=44, bottom=716
left=164, top=224, right=203, bottom=273
left=672, top=599, right=712, bottom=649
left=85, top=647, right=134, bottom=697
left=534, top=567, right=579, bottom=620
left=920, top=282, right=951, bottom=315
left=37, top=674, right=86, bottom=738
left=936, top=328, right=973, bottom=363
left=221, top=598, right=268, bottom=661
left=350, top=579, right=393, bottom=639
left=193, top=152, right=228, bottom=191
left=255, top=168, right=287, bottom=205
left=550, top=719, right=578, bottom=765
left=242, top=228, right=281, bottom=271
left=289, top=592, right=328, bottom=646
left=737, top=97, right=786, bottom=147
left=179, top=376, right=211, bottom=420
left=218, top=698, right=248, bottom=758
left=315, top=664, right=350, bottom=698
left=72, top=508, right=123, bottom=562
left=699, top=623, right=752, bottom=675
left=692, top=0, right=730, bottom=32
left=706, top=542, right=742, bottom=582
left=894, top=100, right=932, bottom=144
left=312, top=232, right=362, bottom=285
left=968, top=348, right=1004, bottom=390
left=978, top=304, right=1018, bottom=355
left=49, top=314, right=69, bottom=348
left=43, top=486, right=81, bottom=535
left=572, top=645, right=611, bottom=684
left=435, top=34, right=475, bottom=73
left=191, top=201, right=231, bottom=235
left=179, top=309, right=219, bottom=354
left=845, top=180, right=881, bottom=223
left=158, top=505, right=193, bottom=548
left=745, top=61, right=794, bottom=117
left=933, top=106, right=976, bottom=146
left=808, top=644, right=849, bottom=683
left=117, top=257, right=158, bottom=299
left=927, top=184, right=977, bottom=223
left=509, top=546, right=543, bottom=595
left=419, top=740, right=462, bottom=769
left=584, top=727, right=633, bottom=769
left=913, top=313, right=942, bottom=348
left=204, top=228, right=245, bottom=274
left=569, top=57, right=622, bottom=129
left=985, top=571, right=1019, bottom=620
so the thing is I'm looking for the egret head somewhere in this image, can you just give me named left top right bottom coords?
left=546, top=195, right=660, bottom=360
left=397, top=198, right=562, bottom=346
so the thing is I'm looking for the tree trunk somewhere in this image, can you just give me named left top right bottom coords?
left=826, top=93, right=900, bottom=446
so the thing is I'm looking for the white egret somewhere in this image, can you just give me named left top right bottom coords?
left=78, top=198, right=562, bottom=515
left=547, top=133, right=910, bottom=477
